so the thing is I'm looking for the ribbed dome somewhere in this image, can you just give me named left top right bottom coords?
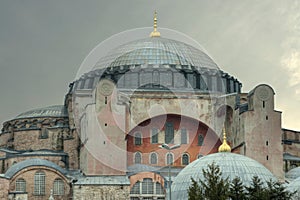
left=286, top=177, right=300, bottom=199
left=74, top=36, right=242, bottom=93
left=93, top=37, right=219, bottom=70
left=286, top=167, right=300, bottom=180
left=15, top=105, right=68, bottom=119
left=171, top=152, right=276, bottom=200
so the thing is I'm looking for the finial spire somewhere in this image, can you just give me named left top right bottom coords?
left=218, top=127, right=231, bottom=152
left=150, top=11, right=161, bottom=37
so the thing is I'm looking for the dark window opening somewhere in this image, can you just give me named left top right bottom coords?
left=198, top=134, right=204, bottom=146
left=134, top=132, right=142, bottom=145
left=181, top=128, right=187, bottom=144
left=165, top=122, right=174, bottom=144
left=151, top=128, right=158, bottom=144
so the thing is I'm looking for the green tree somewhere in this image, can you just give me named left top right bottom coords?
left=229, top=177, right=247, bottom=200
left=264, top=179, right=295, bottom=200
left=245, top=176, right=268, bottom=200
left=188, top=162, right=230, bottom=200
left=188, top=177, right=204, bottom=200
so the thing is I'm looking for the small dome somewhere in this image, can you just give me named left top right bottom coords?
left=286, top=177, right=300, bottom=199
left=171, top=152, right=276, bottom=200
left=286, top=166, right=300, bottom=180
left=15, top=105, right=68, bottom=119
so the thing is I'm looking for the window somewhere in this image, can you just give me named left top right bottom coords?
left=130, top=181, right=140, bottom=194
left=155, top=182, right=164, bottom=194
left=150, top=152, right=158, bottom=164
left=151, top=128, right=158, bottom=144
left=130, top=179, right=165, bottom=199
left=53, top=179, right=64, bottom=195
left=166, top=153, right=173, bottom=165
left=16, top=178, right=26, bottom=192
left=182, top=153, right=190, bottom=165
left=134, top=152, right=142, bottom=164
left=142, top=178, right=153, bottom=194
left=198, top=134, right=204, bottom=146
left=134, top=132, right=142, bottom=145
left=181, top=128, right=187, bottom=144
left=165, top=122, right=174, bottom=144
left=34, top=171, right=45, bottom=195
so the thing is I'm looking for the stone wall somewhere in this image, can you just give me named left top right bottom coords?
left=0, top=177, right=9, bottom=199
left=73, top=185, right=130, bottom=200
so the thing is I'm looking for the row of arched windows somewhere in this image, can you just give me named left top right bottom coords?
left=134, top=152, right=190, bottom=166
left=130, top=178, right=165, bottom=199
left=15, top=171, right=64, bottom=196
left=134, top=128, right=204, bottom=146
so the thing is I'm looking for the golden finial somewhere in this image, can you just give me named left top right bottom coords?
left=218, top=127, right=231, bottom=152
left=150, top=11, right=161, bottom=37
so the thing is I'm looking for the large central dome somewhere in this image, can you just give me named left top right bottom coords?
left=73, top=33, right=242, bottom=93
left=93, top=37, right=219, bottom=70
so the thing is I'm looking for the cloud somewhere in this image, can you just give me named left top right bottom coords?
left=281, top=50, right=300, bottom=87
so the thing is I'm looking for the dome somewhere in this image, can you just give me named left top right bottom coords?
left=171, top=152, right=276, bottom=200
left=286, top=166, right=300, bottom=180
left=15, top=105, right=68, bottom=119
left=74, top=37, right=242, bottom=93
left=286, top=177, right=300, bottom=199
left=93, top=37, right=219, bottom=70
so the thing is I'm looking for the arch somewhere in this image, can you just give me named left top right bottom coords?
left=34, top=171, right=46, bottom=195
left=134, top=152, right=142, bottom=164
left=182, top=153, right=190, bottom=165
left=150, top=152, right=158, bottom=165
left=15, top=178, right=26, bottom=192
left=130, top=181, right=140, bottom=194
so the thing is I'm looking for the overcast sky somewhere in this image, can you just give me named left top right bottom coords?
left=0, top=0, right=299, bottom=130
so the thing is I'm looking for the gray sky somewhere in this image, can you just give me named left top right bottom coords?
left=0, top=0, right=299, bottom=130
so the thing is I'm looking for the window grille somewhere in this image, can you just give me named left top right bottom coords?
left=53, top=179, right=64, bottom=195
left=142, top=178, right=153, bottom=194
left=165, top=122, right=174, bottom=144
left=155, top=182, right=164, bottom=194
left=16, top=178, right=26, bottom=192
left=130, top=181, right=140, bottom=194
left=34, top=171, right=45, bottom=195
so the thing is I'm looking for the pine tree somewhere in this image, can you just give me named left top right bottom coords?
left=245, top=176, right=267, bottom=200
left=229, top=177, right=246, bottom=200
left=188, top=177, right=204, bottom=200
left=199, top=162, right=230, bottom=200
left=265, top=179, right=295, bottom=200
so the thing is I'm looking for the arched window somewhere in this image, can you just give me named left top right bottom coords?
left=16, top=178, right=26, bottom=192
left=165, top=122, right=174, bottom=144
left=166, top=153, right=173, bottom=165
left=150, top=152, right=158, bottom=165
left=182, top=153, right=190, bottom=165
left=142, top=178, right=153, bottom=194
left=53, top=178, right=64, bottom=195
left=198, top=154, right=203, bottom=159
left=130, top=181, right=140, bottom=194
left=34, top=171, right=45, bottom=195
left=155, top=182, right=164, bottom=194
left=181, top=128, right=187, bottom=144
left=151, top=128, right=158, bottom=144
left=198, top=134, right=204, bottom=146
left=134, top=152, right=142, bottom=164
left=134, top=132, right=142, bottom=145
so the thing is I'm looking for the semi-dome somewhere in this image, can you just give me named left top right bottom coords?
left=286, top=166, right=300, bottom=180
left=15, top=105, right=68, bottom=119
left=171, top=152, right=276, bottom=200
left=73, top=37, right=242, bottom=94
